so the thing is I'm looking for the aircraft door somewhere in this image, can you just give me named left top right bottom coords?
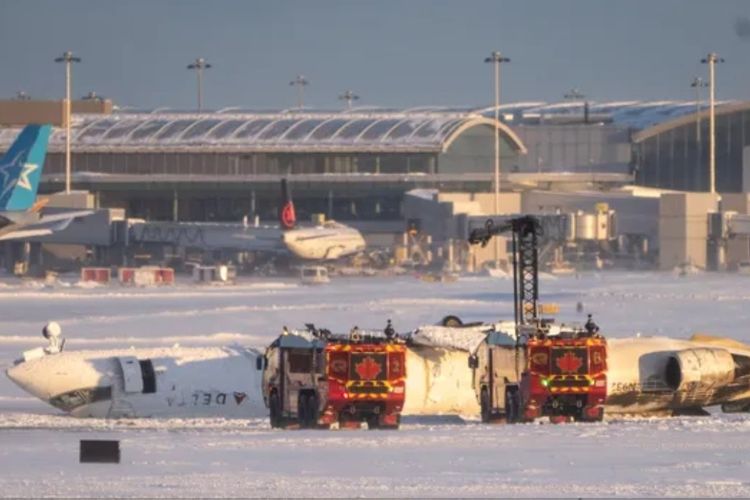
left=117, top=356, right=144, bottom=393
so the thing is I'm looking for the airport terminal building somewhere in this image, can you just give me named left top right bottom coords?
left=0, top=108, right=527, bottom=228
left=2, top=99, right=750, bottom=231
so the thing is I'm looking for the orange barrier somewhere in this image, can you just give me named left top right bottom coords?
left=80, top=267, right=111, bottom=284
left=118, top=267, right=175, bottom=286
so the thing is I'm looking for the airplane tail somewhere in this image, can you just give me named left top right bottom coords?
left=0, top=124, right=51, bottom=212
left=279, top=178, right=297, bottom=230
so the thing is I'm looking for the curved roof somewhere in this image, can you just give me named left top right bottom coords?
left=631, top=101, right=749, bottom=143
left=478, top=100, right=736, bottom=130
left=0, top=109, right=526, bottom=154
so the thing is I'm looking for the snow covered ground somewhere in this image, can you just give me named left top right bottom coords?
left=1, top=272, right=750, bottom=497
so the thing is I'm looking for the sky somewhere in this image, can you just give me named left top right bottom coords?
left=1, top=0, right=750, bottom=111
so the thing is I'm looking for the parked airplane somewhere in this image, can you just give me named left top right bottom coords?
left=278, top=179, right=367, bottom=261
left=6, top=322, right=750, bottom=418
left=0, top=125, right=92, bottom=241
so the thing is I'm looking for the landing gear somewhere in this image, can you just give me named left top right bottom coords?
left=441, top=315, right=463, bottom=327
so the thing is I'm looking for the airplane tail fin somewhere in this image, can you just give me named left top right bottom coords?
left=0, top=124, right=52, bottom=212
left=279, top=178, right=297, bottom=230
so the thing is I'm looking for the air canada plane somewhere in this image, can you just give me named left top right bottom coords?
left=0, top=125, right=92, bottom=241
left=278, top=179, right=367, bottom=261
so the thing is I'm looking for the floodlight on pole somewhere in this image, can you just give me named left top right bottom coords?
left=484, top=50, right=510, bottom=265
left=187, top=58, right=212, bottom=112
left=54, top=51, right=81, bottom=194
left=563, top=88, right=585, bottom=100
left=701, top=53, right=724, bottom=194
left=564, top=88, right=590, bottom=123
left=289, top=75, right=309, bottom=109
left=81, top=91, right=104, bottom=101
left=338, top=90, right=360, bottom=110
left=690, top=77, right=708, bottom=144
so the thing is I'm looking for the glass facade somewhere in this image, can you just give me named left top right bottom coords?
left=2, top=109, right=532, bottom=224
left=633, top=109, right=750, bottom=192
left=44, top=151, right=436, bottom=177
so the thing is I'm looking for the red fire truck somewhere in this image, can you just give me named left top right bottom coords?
left=263, top=327, right=406, bottom=429
left=514, top=336, right=607, bottom=422
left=468, top=216, right=608, bottom=424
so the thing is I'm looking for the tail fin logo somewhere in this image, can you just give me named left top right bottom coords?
left=279, top=178, right=296, bottom=230
left=0, top=124, right=51, bottom=211
left=281, top=201, right=296, bottom=230
left=0, top=159, right=39, bottom=201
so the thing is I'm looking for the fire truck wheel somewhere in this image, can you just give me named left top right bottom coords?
left=441, top=315, right=463, bottom=327
left=505, top=386, right=521, bottom=424
left=269, top=392, right=282, bottom=429
left=366, top=415, right=380, bottom=430
left=297, top=394, right=309, bottom=428
left=480, top=387, right=491, bottom=423
left=305, top=393, right=319, bottom=428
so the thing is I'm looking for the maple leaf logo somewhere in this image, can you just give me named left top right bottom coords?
left=355, top=356, right=382, bottom=380
left=555, top=351, right=583, bottom=373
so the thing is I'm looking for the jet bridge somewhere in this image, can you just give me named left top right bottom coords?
left=708, top=211, right=750, bottom=270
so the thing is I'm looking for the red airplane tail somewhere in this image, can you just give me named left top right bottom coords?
left=279, top=178, right=296, bottom=230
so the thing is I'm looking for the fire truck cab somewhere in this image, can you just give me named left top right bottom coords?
left=262, top=327, right=406, bottom=429
left=262, top=333, right=326, bottom=429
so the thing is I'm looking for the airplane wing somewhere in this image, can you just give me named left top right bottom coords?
left=37, top=210, right=94, bottom=224
left=0, top=227, right=54, bottom=241
left=0, top=210, right=94, bottom=241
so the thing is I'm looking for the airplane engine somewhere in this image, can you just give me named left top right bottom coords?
left=664, top=348, right=735, bottom=393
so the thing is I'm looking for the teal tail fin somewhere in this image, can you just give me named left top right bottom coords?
left=0, top=124, right=52, bottom=212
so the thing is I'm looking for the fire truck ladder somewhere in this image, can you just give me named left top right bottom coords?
left=468, top=215, right=542, bottom=329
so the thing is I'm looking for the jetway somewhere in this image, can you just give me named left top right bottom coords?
left=124, top=221, right=283, bottom=253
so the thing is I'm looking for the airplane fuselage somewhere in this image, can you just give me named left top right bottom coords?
left=282, top=223, right=366, bottom=261
left=7, top=346, right=266, bottom=418
left=7, top=335, right=750, bottom=419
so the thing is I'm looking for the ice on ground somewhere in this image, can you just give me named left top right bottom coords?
left=2, top=272, right=750, bottom=497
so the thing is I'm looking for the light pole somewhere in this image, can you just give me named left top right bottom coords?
left=690, top=77, right=707, bottom=142
left=81, top=91, right=103, bottom=101
left=290, top=75, right=309, bottom=109
left=54, top=51, right=81, bottom=194
left=338, top=90, right=359, bottom=110
left=187, top=58, right=211, bottom=112
left=564, top=88, right=588, bottom=123
left=701, top=53, right=724, bottom=194
left=484, top=51, right=510, bottom=265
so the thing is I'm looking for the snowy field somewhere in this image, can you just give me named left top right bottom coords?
left=1, top=272, right=750, bottom=497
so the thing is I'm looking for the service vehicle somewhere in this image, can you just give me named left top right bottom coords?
left=262, top=325, right=406, bottom=429
left=467, top=216, right=608, bottom=423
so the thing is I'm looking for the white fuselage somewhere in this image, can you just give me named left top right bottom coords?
left=8, top=335, right=750, bottom=419
left=6, top=346, right=266, bottom=418
left=282, top=222, right=366, bottom=261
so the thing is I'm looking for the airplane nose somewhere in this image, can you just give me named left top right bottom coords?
left=6, top=353, right=115, bottom=407
left=6, top=361, right=53, bottom=401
